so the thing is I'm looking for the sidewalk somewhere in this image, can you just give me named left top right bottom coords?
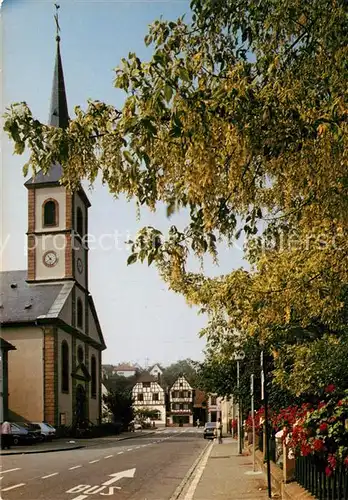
left=186, top=438, right=269, bottom=500
left=0, top=429, right=156, bottom=456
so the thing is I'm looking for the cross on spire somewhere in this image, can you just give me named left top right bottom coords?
left=54, top=4, right=61, bottom=41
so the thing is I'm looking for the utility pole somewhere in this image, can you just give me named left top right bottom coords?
left=261, top=351, right=272, bottom=499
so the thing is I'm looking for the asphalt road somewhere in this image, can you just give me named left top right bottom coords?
left=0, top=428, right=207, bottom=500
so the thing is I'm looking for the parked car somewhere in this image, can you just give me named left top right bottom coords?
left=9, top=423, right=38, bottom=445
left=203, top=422, right=216, bottom=439
left=33, top=422, right=56, bottom=441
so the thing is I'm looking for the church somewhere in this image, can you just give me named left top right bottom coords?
left=0, top=29, right=106, bottom=428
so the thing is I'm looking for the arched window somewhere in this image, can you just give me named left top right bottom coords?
left=77, top=298, right=83, bottom=328
left=43, top=199, right=58, bottom=227
left=76, top=207, right=84, bottom=236
left=91, top=356, right=97, bottom=399
left=61, top=341, right=69, bottom=393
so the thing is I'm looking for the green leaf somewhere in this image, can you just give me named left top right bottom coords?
left=123, top=150, right=134, bottom=164
left=164, top=85, right=173, bottom=103
left=179, top=67, right=190, bottom=82
left=127, top=254, right=138, bottom=266
left=147, top=252, right=155, bottom=266
left=22, top=162, right=29, bottom=177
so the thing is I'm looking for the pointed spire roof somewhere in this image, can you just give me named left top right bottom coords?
left=25, top=18, right=68, bottom=187
left=49, top=35, right=69, bottom=129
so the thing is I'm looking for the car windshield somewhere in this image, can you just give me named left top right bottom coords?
left=205, top=423, right=216, bottom=428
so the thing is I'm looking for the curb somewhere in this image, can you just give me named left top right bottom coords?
left=0, top=445, right=85, bottom=456
left=0, top=431, right=156, bottom=456
left=169, top=441, right=212, bottom=500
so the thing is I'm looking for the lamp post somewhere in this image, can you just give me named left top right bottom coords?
left=261, top=351, right=272, bottom=499
left=251, top=373, right=256, bottom=472
left=234, top=351, right=245, bottom=455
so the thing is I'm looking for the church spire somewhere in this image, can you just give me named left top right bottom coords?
left=49, top=4, right=69, bottom=128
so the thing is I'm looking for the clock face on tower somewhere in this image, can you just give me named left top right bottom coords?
left=77, top=257, right=83, bottom=274
left=43, top=250, right=58, bottom=267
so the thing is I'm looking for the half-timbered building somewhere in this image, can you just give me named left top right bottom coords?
left=168, top=375, right=193, bottom=426
left=132, top=372, right=166, bottom=427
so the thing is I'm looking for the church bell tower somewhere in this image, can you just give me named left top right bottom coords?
left=25, top=14, right=90, bottom=292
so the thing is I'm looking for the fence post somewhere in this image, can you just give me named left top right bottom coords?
left=283, top=442, right=295, bottom=483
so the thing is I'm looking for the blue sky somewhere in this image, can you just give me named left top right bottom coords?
left=1, top=0, right=247, bottom=367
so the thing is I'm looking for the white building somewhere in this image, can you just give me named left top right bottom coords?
left=132, top=372, right=166, bottom=427
left=112, top=363, right=138, bottom=378
left=149, top=363, right=164, bottom=379
left=168, top=375, right=194, bottom=426
left=207, top=394, right=234, bottom=434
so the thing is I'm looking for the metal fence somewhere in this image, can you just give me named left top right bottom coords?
left=296, top=455, right=348, bottom=500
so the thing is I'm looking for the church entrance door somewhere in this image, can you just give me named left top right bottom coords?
left=76, top=384, right=87, bottom=426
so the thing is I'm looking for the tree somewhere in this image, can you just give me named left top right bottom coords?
left=103, top=385, right=134, bottom=427
left=4, top=0, right=348, bottom=395
left=134, top=408, right=159, bottom=421
left=162, top=359, right=198, bottom=388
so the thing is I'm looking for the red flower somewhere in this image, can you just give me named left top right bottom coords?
left=319, top=422, right=328, bottom=433
left=344, top=457, right=348, bottom=468
left=328, top=454, right=337, bottom=470
left=313, top=439, right=324, bottom=452
left=325, top=466, right=333, bottom=477
left=301, top=443, right=311, bottom=456
left=325, top=384, right=336, bottom=393
left=337, top=400, right=344, bottom=406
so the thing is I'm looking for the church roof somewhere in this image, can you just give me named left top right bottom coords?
left=0, top=270, right=105, bottom=350
left=0, top=270, right=64, bottom=324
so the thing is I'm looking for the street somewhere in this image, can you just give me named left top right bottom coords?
left=0, top=429, right=207, bottom=500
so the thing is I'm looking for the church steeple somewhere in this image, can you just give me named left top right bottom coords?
left=25, top=4, right=68, bottom=187
left=49, top=4, right=69, bottom=129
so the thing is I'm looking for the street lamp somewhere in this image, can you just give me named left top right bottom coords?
left=261, top=351, right=272, bottom=499
left=234, top=351, right=245, bottom=455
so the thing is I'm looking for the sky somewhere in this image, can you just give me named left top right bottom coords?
left=1, top=0, right=247, bottom=367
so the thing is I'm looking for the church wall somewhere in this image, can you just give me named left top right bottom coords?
left=35, top=233, right=66, bottom=280
left=1, top=327, right=44, bottom=422
left=73, top=192, right=88, bottom=289
left=89, top=345, right=100, bottom=424
left=73, top=240, right=87, bottom=289
left=75, top=288, right=87, bottom=333
left=57, top=329, right=73, bottom=426
left=35, top=186, right=67, bottom=232
left=88, top=303, right=100, bottom=343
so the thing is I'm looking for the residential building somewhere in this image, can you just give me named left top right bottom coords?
left=168, top=375, right=194, bottom=426
left=0, top=30, right=106, bottom=428
left=132, top=372, right=166, bottom=427
left=111, top=363, right=139, bottom=378
left=149, top=363, right=164, bottom=380
left=192, top=389, right=207, bottom=425
left=0, top=338, right=16, bottom=422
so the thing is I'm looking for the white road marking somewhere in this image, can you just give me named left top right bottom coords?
left=69, top=465, right=83, bottom=470
left=117, top=451, right=123, bottom=455
left=1, top=483, right=26, bottom=492
left=127, top=448, right=132, bottom=451
left=184, top=443, right=213, bottom=500
left=1, top=468, right=21, bottom=474
left=42, top=472, right=59, bottom=479
left=89, top=460, right=100, bottom=463
left=135, top=446, right=140, bottom=449
left=104, top=455, right=113, bottom=459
